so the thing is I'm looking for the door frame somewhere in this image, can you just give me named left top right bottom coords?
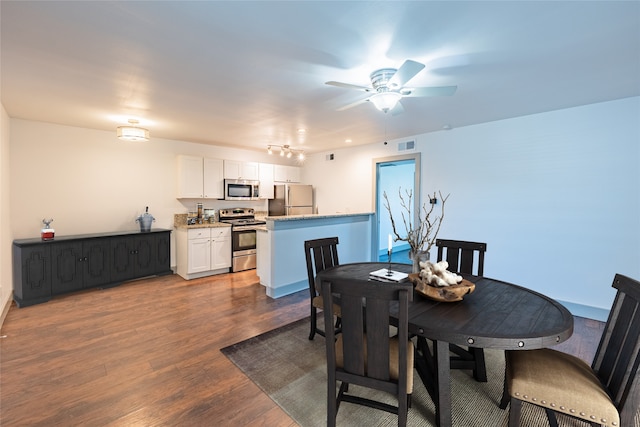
left=372, top=153, right=421, bottom=259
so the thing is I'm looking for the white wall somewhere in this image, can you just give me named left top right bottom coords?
left=1, top=105, right=12, bottom=321
left=5, top=97, right=639, bottom=318
left=303, top=97, right=640, bottom=316
left=8, top=119, right=297, bottom=267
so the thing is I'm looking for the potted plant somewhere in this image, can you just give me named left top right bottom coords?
left=383, top=188, right=449, bottom=273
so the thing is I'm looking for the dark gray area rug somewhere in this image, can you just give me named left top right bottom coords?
left=220, top=318, right=616, bottom=427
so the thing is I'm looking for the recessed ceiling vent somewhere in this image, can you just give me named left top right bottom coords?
left=397, top=140, right=415, bottom=151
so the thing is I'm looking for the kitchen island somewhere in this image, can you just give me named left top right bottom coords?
left=256, top=212, right=375, bottom=298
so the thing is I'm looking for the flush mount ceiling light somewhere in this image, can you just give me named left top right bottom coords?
left=267, top=144, right=305, bottom=160
left=117, top=119, right=149, bottom=142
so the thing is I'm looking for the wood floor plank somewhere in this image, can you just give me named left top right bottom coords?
left=0, top=270, right=603, bottom=426
left=1, top=271, right=308, bottom=426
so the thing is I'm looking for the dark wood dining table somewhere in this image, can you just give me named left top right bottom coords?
left=316, top=262, right=574, bottom=427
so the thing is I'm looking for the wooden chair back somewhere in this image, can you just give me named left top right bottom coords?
left=436, top=239, right=487, bottom=276
left=321, top=276, right=413, bottom=427
left=304, top=237, right=340, bottom=339
left=304, top=237, right=339, bottom=300
left=592, top=273, right=640, bottom=425
left=436, top=238, right=488, bottom=381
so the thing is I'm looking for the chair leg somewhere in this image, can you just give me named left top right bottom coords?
left=508, top=397, right=522, bottom=427
left=499, top=375, right=510, bottom=409
left=309, top=306, right=317, bottom=340
left=543, top=408, right=560, bottom=427
left=471, top=347, right=487, bottom=382
left=398, top=392, right=408, bottom=427
left=327, top=374, right=337, bottom=427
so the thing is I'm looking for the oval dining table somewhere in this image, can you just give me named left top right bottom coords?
left=316, top=262, right=574, bottom=427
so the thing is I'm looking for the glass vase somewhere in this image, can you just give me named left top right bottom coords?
left=409, top=250, right=430, bottom=274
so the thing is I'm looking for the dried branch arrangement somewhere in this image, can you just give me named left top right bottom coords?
left=383, top=188, right=450, bottom=255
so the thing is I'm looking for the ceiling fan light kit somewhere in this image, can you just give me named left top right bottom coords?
left=370, top=92, right=402, bottom=112
left=117, top=119, right=149, bottom=142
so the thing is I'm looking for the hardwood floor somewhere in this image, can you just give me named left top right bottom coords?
left=0, top=271, right=604, bottom=426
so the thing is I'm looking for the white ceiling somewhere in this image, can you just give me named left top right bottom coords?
left=1, top=1, right=639, bottom=155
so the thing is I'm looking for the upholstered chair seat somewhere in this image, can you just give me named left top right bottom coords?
left=336, top=334, right=414, bottom=394
left=501, top=274, right=640, bottom=427
left=507, top=348, right=619, bottom=426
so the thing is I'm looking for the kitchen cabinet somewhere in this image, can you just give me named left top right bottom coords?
left=177, top=155, right=224, bottom=199
left=203, top=158, right=224, bottom=199
left=211, top=228, right=232, bottom=270
left=176, top=226, right=231, bottom=280
left=274, top=165, right=301, bottom=183
left=50, top=239, right=111, bottom=295
left=12, top=230, right=172, bottom=307
left=258, top=163, right=275, bottom=199
left=223, top=160, right=259, bottom=181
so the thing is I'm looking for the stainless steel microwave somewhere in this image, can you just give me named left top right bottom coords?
left=224, top=179, right=260, bottom=200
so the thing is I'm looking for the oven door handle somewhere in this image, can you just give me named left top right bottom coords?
left=232, top=225, right=261, bottom=231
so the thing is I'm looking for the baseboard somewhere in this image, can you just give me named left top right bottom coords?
left=0, top=295, right=12, bottom=329
left=558, top=300, right=609, bottom=322
left=266, top=280, right=306, bottom=299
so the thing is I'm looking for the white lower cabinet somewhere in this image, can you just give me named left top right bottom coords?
left=210, top=228, right=232, bottom=270
left=176, top=226, right=231, bottom=279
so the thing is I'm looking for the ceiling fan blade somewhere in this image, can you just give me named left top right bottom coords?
left=401, top=85, right=458, bottom=97
left=325, top=81, right=373, bottom=92
left=336, top=97, right=370, bottom=111
left=388, top=60, right=425, bottom=88
left=390, top=101, right=405, bottom=116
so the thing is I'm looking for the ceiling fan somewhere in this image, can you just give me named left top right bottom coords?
left=326, top=59, right=457, bottom=114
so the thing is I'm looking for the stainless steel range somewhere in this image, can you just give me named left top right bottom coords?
left=218, top=208, right=266, bottom=272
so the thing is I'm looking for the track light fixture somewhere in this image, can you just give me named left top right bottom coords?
left=267, top=144, right=305, bottom=160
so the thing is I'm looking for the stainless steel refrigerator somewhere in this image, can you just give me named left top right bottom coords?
left=268, top=184, right=314, bottom=216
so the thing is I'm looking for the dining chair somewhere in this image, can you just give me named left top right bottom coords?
left=320, top=276, right=414, bottom=427
left=501, top=273, right=640, bottom=427
left=436, top=238, right=488, bottom=381
left=304, top=237, right=340, bottom=340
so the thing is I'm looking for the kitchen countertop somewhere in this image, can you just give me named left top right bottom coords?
left=174, top=222, right=231, bottom=230
left=264, top=212, right=374, bottom=221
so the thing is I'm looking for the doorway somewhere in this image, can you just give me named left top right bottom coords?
left=372, top=153, right=420, bottom=263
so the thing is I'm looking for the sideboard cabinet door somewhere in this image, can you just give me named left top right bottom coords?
left=12, top=245, right=52, bottom=307
left=110, top=232, right=172, bottom=283
left=82, top=239, right=112, bottom=288
left=51, top=242, right=83, bottom=295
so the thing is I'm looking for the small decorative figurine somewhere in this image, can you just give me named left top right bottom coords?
left=41, top=218, right=54, bottom=240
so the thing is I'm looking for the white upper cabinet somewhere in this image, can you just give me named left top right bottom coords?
left=223, top=160, right=259, bottom=181
left=274, top=165, right=301, bottom=183
left=203, top=158, right=224, bottom=199
left=177, top=155, right=224, bottom=199
left=258, top=163, right=275, bottom=199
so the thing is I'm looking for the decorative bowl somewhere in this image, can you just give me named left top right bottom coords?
left=408, top=273, right=475, bottom=302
